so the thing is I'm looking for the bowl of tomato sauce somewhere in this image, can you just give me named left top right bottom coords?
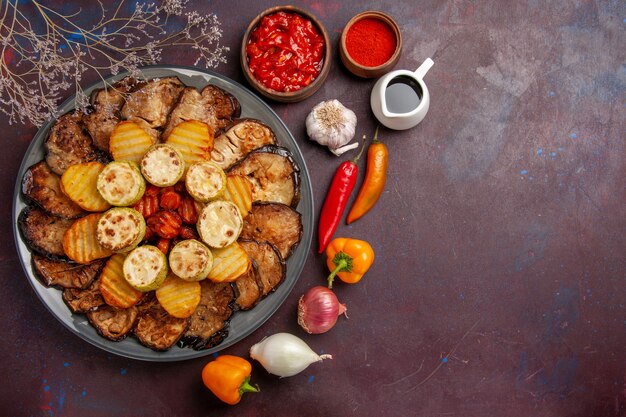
left=241, top=6, right=331, bottom=103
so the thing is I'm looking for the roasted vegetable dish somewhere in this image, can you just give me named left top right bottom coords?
left=18, top=76, right=304, bottom=352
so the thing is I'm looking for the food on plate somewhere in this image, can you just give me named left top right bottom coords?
left=197, top=200, right=243, bottom=249
left=210, top=119, right=276, bottom=170
left=44, top=111, right=101, bottom=175
left=60, top=161, right=111, bottom=212
left=22, top=161, right=85, bottom=219
left=346, top=126, right=388, bottom=224
left=62, top=277, right=106, bottom=313
left=246, top=11, right=325, bottom=92
left=19, top=206, right=74, bottom=258
left=165, top=120, right=214, bottom=169
left=96, top=161, right=146, bottom=206
left=96, top=208, right=146, bottom=253
left=317, top=144, right=365, bottom=253
left=140, top=144, right=185, bottom=187
left=185, top=161, right=226, bottom=203
left=121, top=76, right=185, bottom=129
left=228, top=146, right=300, bottom=207
left=62, top=213, right=114, bottom=264
left=240, top=202, right=302, bottom=259
left=168, top=239, right=213, bottom=281
left=87, top=304, right=138, bottom=342
left=306, top=99, right=358, bottom=156
left=32, top=255, right=104, bottom=289
left=84, top=77, right=136, bottom=152
left=109, top=120, right=156, bottom=163
left=207, top=242, right=251, bottom=283
left=155, top=274, right=202, bottom=318
left=180, top=280, right=234, bottom=350
left=133, top=294, right=189, bottom=351
left=223, top=174, right=253, bottom=218
left=164, top=84, right=241, bottom=139
left=201, top=355, right=259, bottom=405
left=123, top=245, right=168, bottom=292
left=17, top=75, right=304, bottom=353
left=233, top=263, right=263, bottom=310
left=325, top=237, right=374, bottom=288
left=238, top=239, right=285, bottom=296
left=99, top=253, right=145, bottom=309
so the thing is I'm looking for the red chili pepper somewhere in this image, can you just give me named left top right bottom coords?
left=318, top=140, right=366, bottom=253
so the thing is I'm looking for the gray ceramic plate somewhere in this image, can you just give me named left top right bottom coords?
left=12, top=66, right=313, bottom=362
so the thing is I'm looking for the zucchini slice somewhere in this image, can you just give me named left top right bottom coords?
left=185, top=161, right=226, bottom=203
left=123, top=245, right=168, bottom=292
left=96, top=208, right=146, bottom=253
left=97, top=161, right=146, bottom=206
left=168, top=239, right=213, bottom=281
left=140, top=143, right=185, bottom=187
left=197, top=200, right=243, bottom=249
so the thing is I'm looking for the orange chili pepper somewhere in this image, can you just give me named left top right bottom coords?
left=346, top=126, right=388, bottom=224
left=325, top=237, right=375, bottom=288
left=201, top=355, right=259, bottom=405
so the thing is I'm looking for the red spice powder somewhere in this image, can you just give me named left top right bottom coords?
left=345, top=17, right=397, bottom=67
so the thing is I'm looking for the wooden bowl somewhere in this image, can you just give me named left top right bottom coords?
left=241, top=5, right=331, bottom=103
left=339, top=11, right=402, bottom=78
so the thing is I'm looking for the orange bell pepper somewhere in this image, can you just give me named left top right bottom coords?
left=201, top=355, right=259, bottom=405
left=325, top=237, right=375, bottom=288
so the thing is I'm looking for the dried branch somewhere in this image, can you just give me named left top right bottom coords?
left=0, top=0, right=229, bottom=127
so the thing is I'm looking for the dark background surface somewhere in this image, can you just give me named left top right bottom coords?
left=1, top=1, right=624, bottom=416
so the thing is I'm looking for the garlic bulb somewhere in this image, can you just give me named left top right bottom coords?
left=249, top=332, right=333, bottom=377
left=306, top=99, right=358, bottom=156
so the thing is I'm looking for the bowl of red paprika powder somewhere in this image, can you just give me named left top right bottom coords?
left=339, top=11, right=402, bottom=78
left=241, top=5, right=331, bottom=103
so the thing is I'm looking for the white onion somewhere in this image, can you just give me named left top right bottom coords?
left=249, top=333, right=332, bottom=378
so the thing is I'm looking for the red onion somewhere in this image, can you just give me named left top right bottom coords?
left=297, top=286, right=347, bottom=334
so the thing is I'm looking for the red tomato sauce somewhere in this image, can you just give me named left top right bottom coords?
left=246, top=11, right=325, bottom=93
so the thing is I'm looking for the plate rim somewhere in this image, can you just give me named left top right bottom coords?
left=12, top=64, right=313, bottom=362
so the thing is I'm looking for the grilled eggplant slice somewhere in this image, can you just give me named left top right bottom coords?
left=45, top=111, right=101, bottom=175
left=33, top=255, right=105, bottom=289
left=19, top=206, right=74, bottom=258
left=240, top=202, right=303, bottom=259
left=201, top=84, right=241, bottom=130
left=84, top=77, right=137, bottom=151
left=87, top=305, right=138, bottom=342
left=121, top=77, right=185, bottom=129
left=62, top=277, right=105, bottom=313
left=180, top=280, right=234, bottom=350
left=232, top=263, right=263, bottom=310
left=228, top=145, right=300, bottom=207
left=22, top=161, right=85, bottom=219
left=163, top=87, right=217, bottom=139
left=211, top=119, right=277, bottom=170
left=238, top=239, right=286, bottom=296
left=133, top=294, right=189, bottom=351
